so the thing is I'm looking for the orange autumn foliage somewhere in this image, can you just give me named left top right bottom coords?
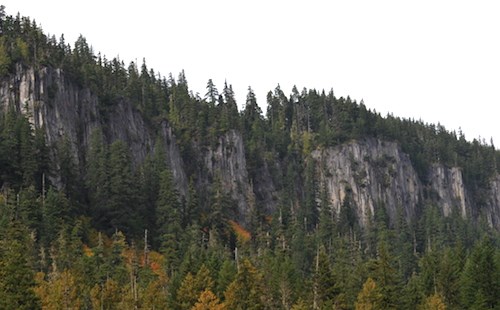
left=228, top=220, right=251, bottom=243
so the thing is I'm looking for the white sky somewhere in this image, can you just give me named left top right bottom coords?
left=4, top=0, right=500, bottom=146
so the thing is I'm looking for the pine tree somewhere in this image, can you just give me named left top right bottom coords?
left=312, top=246, right=337, bottom=308
left=402, top=273, right=424, bottom=310
left=205, top=79, right=219, bottom=105
left=224, top=259, right=264, bottom=310
left=108, top=140, right=140, bottom=236
left=34, top=269, right=82, bottom=309
left=435, top=247, right=461, bottom=308
left=156, top=168, right=182, bottom=272
left=41, top=188, right=70, bottom=246
left=368, top=242, right=401, bottom=309
left=193, top=289, right=226, bottom=310
left=460, top=236, right=499, bottom=309
left=0, top=220, right=41, bottom=309
left=90, top=278, right=122, bottom=310
left=216, top=259, right=237, bottom=296
left=0, top=36, right=11, bottom=76
left=355, top=277, right=383, bottom=310
left=176, top=264, right=215, bottom=310
left=86, top=129, right=110, bottom=224
left=17, top=115, right=37, bottom=187
left=419, top=293, right=446, bottom=310
left=56, top=136, right=79, bottom=201
left=142, top=272, right=169, bottom=309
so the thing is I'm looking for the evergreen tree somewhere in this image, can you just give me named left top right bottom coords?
left=176, top=264, right=215, bottom=310
left=368, top=242, right=401, bottom=309
left=0, top=220, right=40, bottom=309
left=34, top=269, right=82, bottom=309
left=312, top=246, right=337, bottom=309
left=90, top=278, right=122, bottom=310
left=108, top=140, right=140, bottom=236
left=205, top=79, right=219, bottom=105
left=0, top=36, right=11, bottom=76
left=355, top=277, right=383, bottom=310
left=435, top=247, right=462, bottom=308
left=216, top=259, right=237, bottom=296
left=419, top=293, right=446, bottom=310
left=460, top=236, right=499, bottom=309
left=193, top=289, right=226, bottom=310
left=156, top=168, right=182, bottom=273
left=224, top=259, right=264, bottom=310
left=41, top=188, right=71, bottom=246
left=56, top=136, right=79, bottom=202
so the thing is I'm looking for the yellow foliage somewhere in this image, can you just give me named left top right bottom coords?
left=143, top=276, right=169, bottom=309
left=419, top=294, right=446, bottom=310
left=192, top=289, right=226, bottom=310
left=83, top=244, right=94, bottom=257
left=90, top=278, right=122, bottom=310
left=291, top=298, right=309, bottom=310
left=34, top=270, right=82, bottom=309
left=355, top=277, right=383, bottom=310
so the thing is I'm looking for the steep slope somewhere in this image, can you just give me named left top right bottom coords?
left=313, top=139, right=421, bottom=226
left=0, top=63, right=188, bottom=194
left=1, top=64, right=499, bottom=230
left=313, top=139, right=500, bottom=229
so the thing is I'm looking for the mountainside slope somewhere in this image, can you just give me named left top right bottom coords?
left=1, top=10, right=500, bottom=309
left=2, top=61, right=500, bottom=229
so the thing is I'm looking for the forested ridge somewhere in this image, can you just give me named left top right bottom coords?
left=1, top=8, right=500, bottom=310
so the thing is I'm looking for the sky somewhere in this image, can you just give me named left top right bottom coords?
left=3, top=0, right=500, bottom=146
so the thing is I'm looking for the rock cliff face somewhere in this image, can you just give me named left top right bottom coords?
left=427, top=164, right=469, bottom=218
left=0, top=65, right=99, bottom=168
left=313, top=139, right=500, bottom=230
left=1, top=65, right=499, bottom=230
left=485, top=176, right=500, bottom=229
left=312, top=139, right=421, bottom=226
left=0, top=64, right=187, bottom=193
left=203, top=130, right=252, bottom=220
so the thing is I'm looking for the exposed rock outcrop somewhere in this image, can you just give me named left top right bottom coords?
left=312, top=139, right=421, bottom=226
left=1, top=65, right=499, bottom=230
left=0, top=64, right=187, bottom=193
left=313, top=139, right=500, bottom=230
left=203, top=130, right=253, bottom=221
left=485, top=175, right=500, bottom=229
left=428, top=164, right=469, bottom=218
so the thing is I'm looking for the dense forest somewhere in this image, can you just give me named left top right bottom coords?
left=1, top=7, right=500, bottom=310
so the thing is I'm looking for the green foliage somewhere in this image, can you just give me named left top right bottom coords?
left=0, top=36, right=11, bottom=75
left=224, top=259, right=265, bottom=310
left=0, top=221, right=40, bottom=309
left=156, top=168, right=182, bottom=271
left=108, top=140, right=141, bottom=236
left=176, top=264, right=214, bottom=310
left=367, top=242, right=402, bottom=309
left=460, top=236, right=500, bottom=309
left=0, top=9, right=500, bottom=310
left=41, top=188, right=71, bottom=246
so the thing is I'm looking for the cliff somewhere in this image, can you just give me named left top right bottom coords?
left=0, top=64, right=188, bottom=194
left=312, top=139, right=421, bottom=226
left=313, top=139, right=500, bottom=229
left=1, top=64, right=499, bottom=230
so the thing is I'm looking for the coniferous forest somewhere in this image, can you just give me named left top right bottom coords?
left=1, top=8, right=499, bottom=310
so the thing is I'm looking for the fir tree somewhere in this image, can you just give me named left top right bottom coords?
left=156, top=168, right=182, bottom=273
left=0, top=221, right=40, bottom=309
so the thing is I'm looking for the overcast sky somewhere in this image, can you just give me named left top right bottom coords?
left=4, top=0, right=500, bottom=146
